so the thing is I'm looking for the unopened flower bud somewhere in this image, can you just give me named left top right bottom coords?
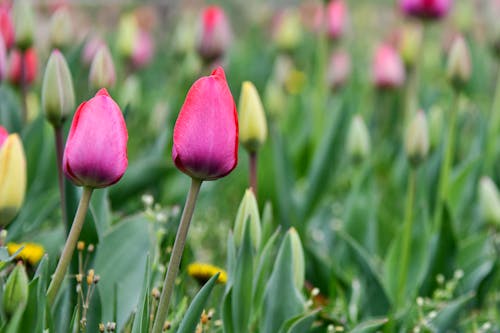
left=12, top=0, right=35, bottom=50
left=405, top=110, right=429, bottom=167
left=326, top=0, right=348, bottom=40
left=196, top=6, right=232, bottom=63
left=346, top=115, right=370, bottom=164
left=272, top=9, right=303, bottom=52
left=479, top=176, right=500, bottom=227
left=50, top=8, right=73, bottom=49
left=77, top=241, right=85, bottom=251
left=42, top=50, right=75, bottom=128
left=117, top=14, right=139, bottom=58
left=288, top=228, right=305, bottom=290
left=239, top=81, right=268, bottom=152
left=3, top=262, right=29, bottom=317
left=87, top=269, right=95, bottom=285
left=372, top=43, right=405, bottom=89
left=119, top=75, right=141, bottom=109
left=89, top=45, right=116, bottom=90
left=327, top=50, right=351, bottom=91
left=447, top=35, right=471, bottom=90
left=399, top=22, right=423, bottom=68
left=99, top=323, right=105, bottom=332
left=234, top=189, right=262, bottom=250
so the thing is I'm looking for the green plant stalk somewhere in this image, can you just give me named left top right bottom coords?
left=396, top=168, right=416, bottom=307
left=249, top=151, right=258, bottom=197
left=433, top=92, right=460, bottom=230
left=152, top=178, right=203, bottom=333
left=20, top=52, right=28, bottom=125
left=484, top=65, right=500, bottom=173
left=54, top=126, right=68, bottom=232
left=47, top=186, right=93, bottom=305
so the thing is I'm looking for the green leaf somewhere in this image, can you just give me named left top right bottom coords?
left=94, top=215, right=154, bottom=329
left=260, top=231, right=304, bottom=333
left=350, top=318, right=388, bottom=333
left=131, top=255, right=151, bottom=333
left=281, top=311, right=318, bottom=333
left=221, top=288, right=234, bottom=333
left=429, top=292, right=474, bottom=330
left=176, top=273, right=220, bottom=333
left=231, top=221, right=254, bottom=332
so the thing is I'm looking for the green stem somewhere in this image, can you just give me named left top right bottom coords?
left=433, top=92, right=460, bottom=230
left=46, top=186, right=93, bottom=306
left=249, top=151, right=258, bottom=198
left=397, top=169, right=416, bottom=307
left=151, top=178, right=202, bottom=333
left=54, top=126, right=68, bottom=232
left=484, top=65, right=500, bottom=173
left=20, top=52, right=28, bottom=125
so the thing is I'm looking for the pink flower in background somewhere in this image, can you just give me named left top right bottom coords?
left=63, top=89, right=128, bottom=188
left=399, top=0, right=453, bottom=20
left=326, top=0, right=347, bottom=40
left=372, top=43, right=405, bottom=89
left=82, top=36, right=105, bottom=66
left=196, top=6, right=232, bottom=62
left=0, top=6, right=14, bottom=50
left=0, top=126, right=8, bottom=148
left=327, top=49, right=351, bottom=90
left=0, top=36, right=7, bottom=81
left=131, top=30, right=154, bottom=68
left=172, top=67, right=238, bottom=181
left=9, top=47, right=37, bottom=86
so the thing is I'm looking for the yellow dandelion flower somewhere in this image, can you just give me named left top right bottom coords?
left=187, top=262, right=227, bottom=285
left=7, top=242, right=44, bottom=266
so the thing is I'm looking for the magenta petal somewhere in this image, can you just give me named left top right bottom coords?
left=172, top=66, right=238, bottom=181
left=63, top=89, right=128, bottom=188
left=0, top=126, right=8, bottom=148
left=400, top=0, right=452, bottom=19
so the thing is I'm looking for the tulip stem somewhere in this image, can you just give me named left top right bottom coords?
left=20, top=52, right=28, bottom=125
left=47, top=186, right=93, bottom=306
left=152, top=178, right=202, bottom=333
left=54, top=126, right=68, bottom=232
left=433, top=91, right=460, bottom=230
left=249, top=151, right=258, bottom=197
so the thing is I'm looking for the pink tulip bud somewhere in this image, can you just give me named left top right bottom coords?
left=399, top=0, right=453, bottom=20
left=131, top=30, right=154, bottom=69
left=327, top=49, right=351, bottom=90
left=0, top=6, right=14, bottom=50
left=0, top=126, right=7, bottom=148
left=172, top=67, right=238, bottom=181
left=63, top=89, right=128, bottom=188
left=81, top=36, right=105, bottom=66
left=372, top=43, right=405, bottom=89
left=196, top=6, right=232, bottom=63
left=0, top=36, right=7, bottom=81
left=9, top=47, right=37, bottom=86
left=326, top=0, right=348, bottom=40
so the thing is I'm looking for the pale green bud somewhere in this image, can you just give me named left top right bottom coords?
left=447, top=35, right=471, bottom=90
left=119, top=75, right=141, bottom=109
left=288, top=228, right=305, bottom=290
left=49, top=8, right=73, bottom=50
left=346, top=115, right=370, bottom=164
left=405, top=110, right=429, bottom=167
left=3, top=262, right=29, bottom=317
left=116, top=14, right=139, bottom=58
left=12, top=0, right=35, bottom=50
left=89, top=45, right=116, bottom=90
left=42, top=50, right=75, bottom=127
left=479, top=176, right=500, bottom=227
left=239, top=81, right=268, bottom=152
left=234, top=189, right=261, bottom=250
left=273, top=9, right=303, bottom=51
left=399, top=22, right=423, bottom=68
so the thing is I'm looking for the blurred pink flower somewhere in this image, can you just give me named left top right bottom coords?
left=0, top=36, right=7, bottom=81
left=372, top=43, right=405, bottom=89
left=399, top=0, right=453, bottom=20
left=327, top=49, right=351, bottom=90
left=63, top=88, right=128, bottom=188
left=0, top=126, right=7, bottom=148
left=172, top=67, right=238, bottom=181
left=196, top=6, right=232, bottom=63
left=131, top=30, right=154, bottom=69
left=0, top=5, right=14, bottom=50
left=82, top=36, right=105, bottom=66
left=9, top=47, right=37, bottom=86
left=326, top=0, right=347, bottom=40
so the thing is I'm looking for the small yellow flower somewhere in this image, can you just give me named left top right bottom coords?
left=187, top=262, right=227, bottom=285
left=7, top=242, right=44, bottom=266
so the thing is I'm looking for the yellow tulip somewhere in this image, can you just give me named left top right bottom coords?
left=238, top=81, right=268, bottom=152
left=0, top=134, right=26, bottom=226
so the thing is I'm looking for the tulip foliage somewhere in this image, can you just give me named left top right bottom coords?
left=0, top=1, right=499, bottom=333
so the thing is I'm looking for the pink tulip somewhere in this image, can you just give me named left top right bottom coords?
left=327, top=49, right=351, bottom=90
left=0, top=36, right=7, bottom=81
left=172, top=67, right=238, bottom=181
left=63, top=88, right=128, bottom=188
left=0, top=126, right=7, bottom=148
left=372, top=43, right=405, bottom=89
left=0, top=6, right=14, bottom=50
left=196, top=6, right=232, bottom=63
left=399, top=0, right=453, bottom=20
left=131, top=30, right=154, bottom=69
left=326, top=0, right=347, bottom=40
left=9, top=47, right=37, bottom=86
left=81, top=36, right=105, bottom=66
